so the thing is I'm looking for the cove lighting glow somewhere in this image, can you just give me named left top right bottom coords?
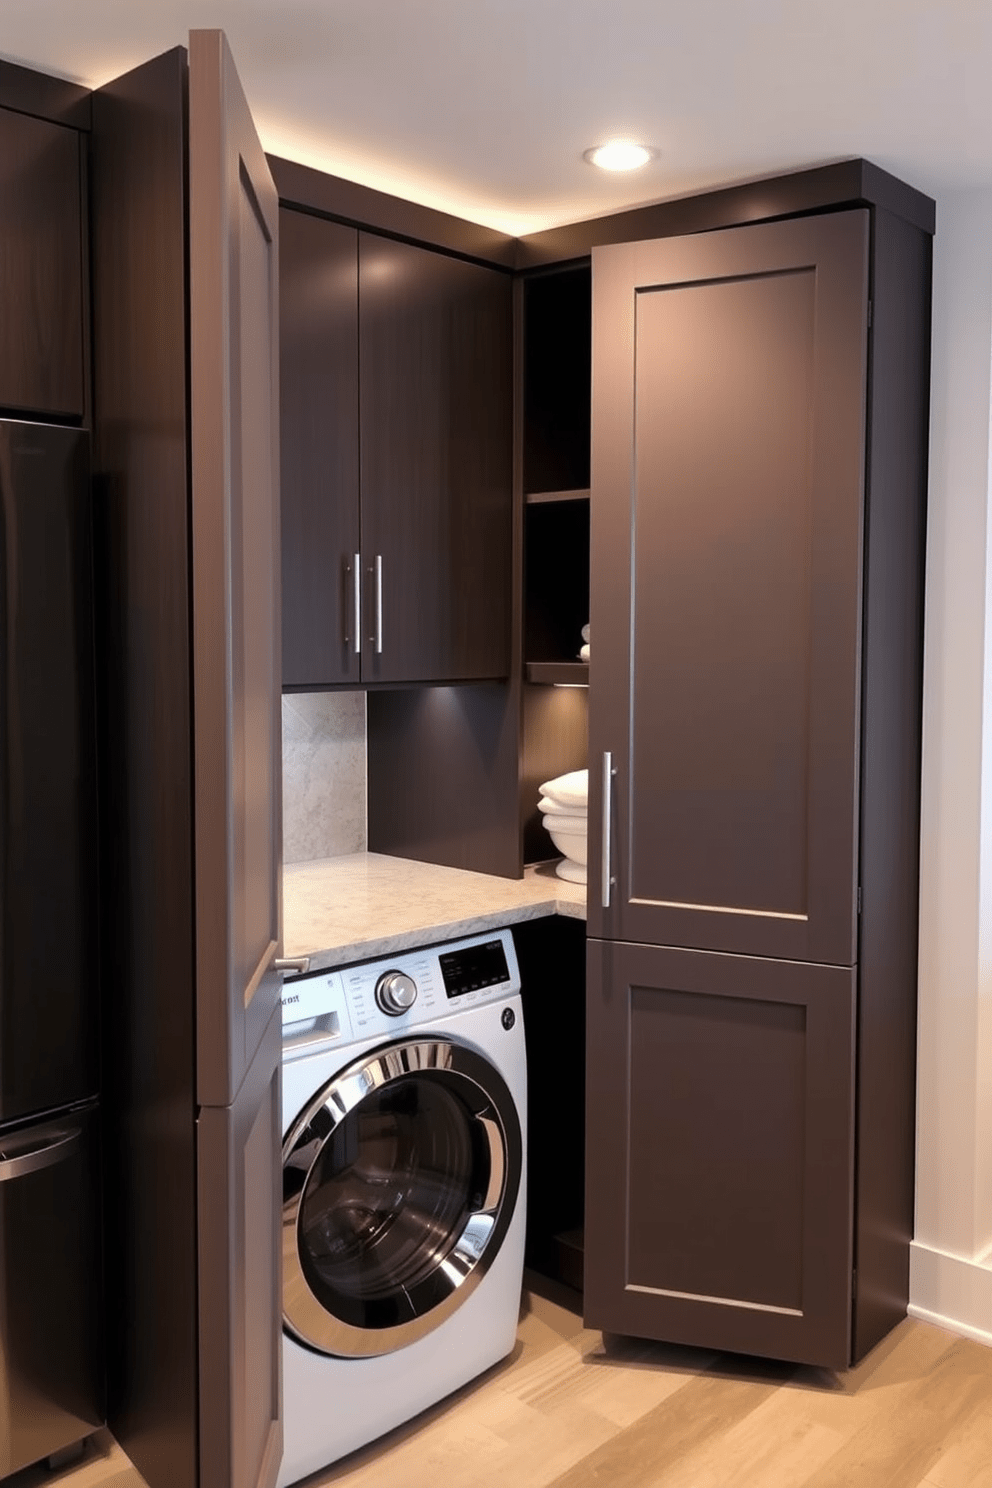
left=583, top=141, right=657, bottom=172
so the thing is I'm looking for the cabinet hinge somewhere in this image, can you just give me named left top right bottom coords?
left=857, top=886, right=862, bottom=915
left=867, top=300, right=873, bottom=329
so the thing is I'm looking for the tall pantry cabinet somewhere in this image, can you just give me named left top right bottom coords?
left=582, top=200, right=932, bottom=1368
left=92, top=32, right=284, bottom=1488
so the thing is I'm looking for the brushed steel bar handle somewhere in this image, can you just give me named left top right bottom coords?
left=0, top=1127, right=81, bottom=1183
left=352, top=553, right=361, bottom=655
left=275, top=956, right=311, bottom=976
left=602, top=751, right=615, bottom=910
left=374, top=554, right=383, bottom=654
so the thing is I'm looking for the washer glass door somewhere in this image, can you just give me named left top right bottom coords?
left=283, top=1036, right=522, bottom=1357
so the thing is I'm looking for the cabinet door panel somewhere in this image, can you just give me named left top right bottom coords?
left=359, top=234, right=512, bottom=683
left=0, top=108, right=84, bottom=418
left=279, top=209, right=360, bottom=687
left=198, top=1010, right=282, bottom=1488
left=189, top=30, right=283, bottom=1109
left=588, top=212, right=869, bottom=964
left=585, top=938, right=856, bottom=1368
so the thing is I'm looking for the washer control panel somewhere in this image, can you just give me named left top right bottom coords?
left=281, top=928, right=521, bottom=1055
left=375, top=969, right=418, bottom=1016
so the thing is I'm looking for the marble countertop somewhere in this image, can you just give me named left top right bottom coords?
left=283, top=852, right=586, bottom=970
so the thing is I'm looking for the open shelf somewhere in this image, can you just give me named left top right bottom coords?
left=523, top=498, right=589, bottom=672
left=525, top=661, right=588, bottom=686
left=526, top=487, right=591, bottom=505
left=523, top=265, right=591, bottom=496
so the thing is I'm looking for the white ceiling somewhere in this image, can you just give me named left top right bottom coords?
left=3, top=0, right=989, bottom=235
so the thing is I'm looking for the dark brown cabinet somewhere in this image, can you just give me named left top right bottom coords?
left=584, top=201, right=932, bottom=1367
left=279, top=211, right=512, bottom=688
left=92, top=32, right=284, bottom=1488
left=585, top=940, right=857, bottom=1366
left=588, top=212, right=870, bottom=963
left=279, top=208, right=360, bottom=688
left=0, top=106, right=85, bottom=419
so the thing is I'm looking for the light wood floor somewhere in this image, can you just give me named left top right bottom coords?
left=15, top=1279, right=992, bottom=1488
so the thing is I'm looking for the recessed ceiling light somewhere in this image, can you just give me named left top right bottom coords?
left=583, top=141, right=657, bottom=172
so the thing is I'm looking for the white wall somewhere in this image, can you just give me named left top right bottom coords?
left=911, top=186, right=992, bottom=1345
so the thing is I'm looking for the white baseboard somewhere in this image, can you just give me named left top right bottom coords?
left=909, top=1240, right=992, bottom=1348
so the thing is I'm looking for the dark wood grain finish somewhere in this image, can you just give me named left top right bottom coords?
left=520, top=684, right=589, bottom=865
left=587, top=212, right=869, bottom=964
left=524, top=662, right=589, bottom=685
left=0, top=107, right=84, bottom=418
left=0, top=57, right=91, bottom=129
left=279, top=207, right=360, bottom=687
left=367, top=684, right=520, bottom=877
left=523, top=267, right=591, bottom=494
left=197, top=1012, right=282, bottom=1488
left=525, top=488, right=591, bottom=505
left=90, top=46, right=198, bottom=1488
left=268, top=154, right=516, bottom=269
left=188, top=28, right=283, bottom=1109
left=585, top=939, right=856, bottom=1368
left=359, top=232, right=512, bottom=683
left=515, top=159, right=934, bottom=269
left=852, top=208, right=931, bottom=1362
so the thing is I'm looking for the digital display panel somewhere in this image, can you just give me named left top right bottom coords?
left=439, top=940, right=511, bottom=999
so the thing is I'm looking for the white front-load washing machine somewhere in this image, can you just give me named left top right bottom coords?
left=277, top=928, right=526, bottom=1487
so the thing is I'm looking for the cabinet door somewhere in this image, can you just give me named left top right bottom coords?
left=198, top=1011, right=282, bottom=1488
left=279, top=208, right=360, bottom=687
left=359, top=234, right=512, bottom=683
left=0, top=107, right=84, bottom=418
left=585, top=938, right=856, bottom=1368
left=188, top=30, right=282, bottom=1486
left=587, top=212, right=869, bottom=965
left=189, top=29, right=283, bottom=1111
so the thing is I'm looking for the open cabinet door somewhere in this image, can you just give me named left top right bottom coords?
left=188, top=29, right=283, bottom=1488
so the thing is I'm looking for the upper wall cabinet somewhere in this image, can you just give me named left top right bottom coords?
left=0, top=108, right=85, bottom=420
left=279, top=208, right=360, bottom=687
left=280, top=207, right=512, bottom=688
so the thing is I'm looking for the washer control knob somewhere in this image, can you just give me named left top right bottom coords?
left=375, top=970, right=418, bottom=1016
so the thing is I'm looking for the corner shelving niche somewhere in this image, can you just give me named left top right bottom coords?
left=520, top=263, right=591, bottom=864
left=523, top=263, right=591, bottom=678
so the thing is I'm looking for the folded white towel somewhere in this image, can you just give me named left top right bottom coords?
left=555, top=857, right=587, bottom=884
left=581, top=623, right=590, bottom=643
left=579, top=643, right=590, bottom=661
left=540, top=809, right=588, bottom=832
left=538, top=796, right=587, bottom=818
left=539, top=768, right=588, bottom=810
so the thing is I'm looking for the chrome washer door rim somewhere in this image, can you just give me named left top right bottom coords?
left=282, top=1036, right=522, bottom=1357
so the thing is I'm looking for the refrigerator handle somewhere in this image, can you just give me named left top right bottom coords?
left=0, top=1126, right=81, bottom=1184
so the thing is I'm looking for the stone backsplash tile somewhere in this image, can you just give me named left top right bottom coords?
left=282, top=691, right=367, bottom=863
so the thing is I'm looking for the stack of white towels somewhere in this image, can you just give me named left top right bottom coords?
left=538, top=769, right=589, bottom=883
left=579, top=622, right=590, bottom=662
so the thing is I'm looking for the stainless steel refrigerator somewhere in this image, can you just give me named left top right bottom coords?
left=0, top=419, right=103, bottom=1475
